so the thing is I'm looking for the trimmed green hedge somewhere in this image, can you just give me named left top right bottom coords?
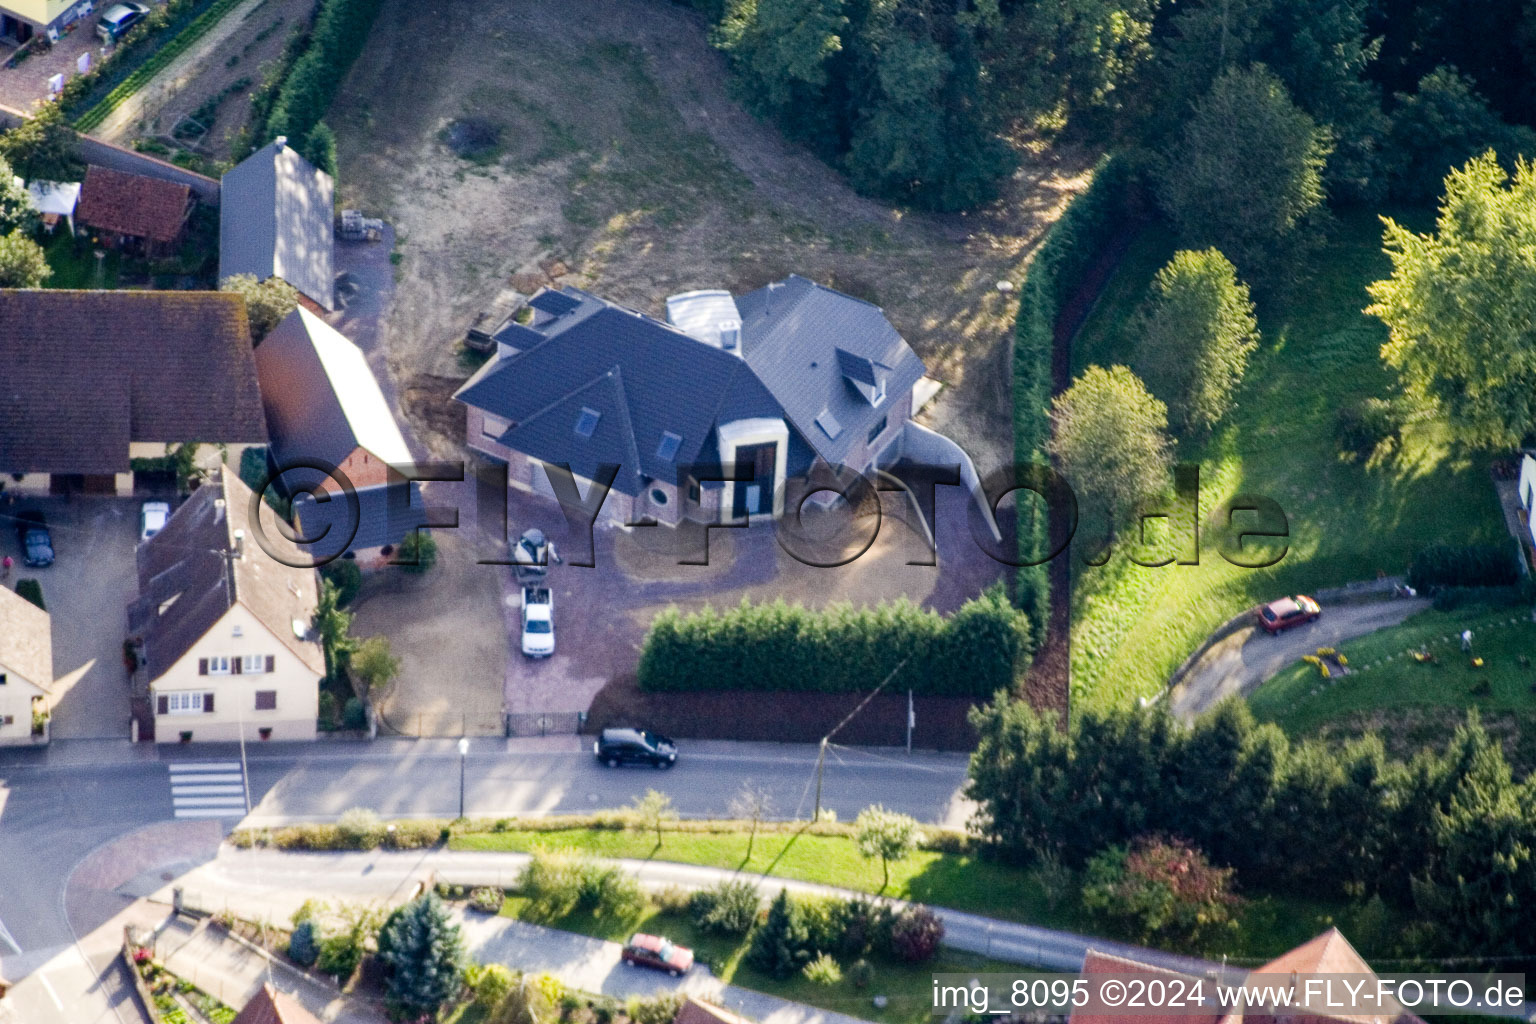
left=16, top=578, right=44, bottom=611
left=261, top=0, right=384, bottom=155
left=1408, top=542, right=1521, bottom=592
left=636, top=586, right=1030, bottom=697
left=1010, top=154, right=1135, bottom=640
left=72, top=0, right=247, bottom=132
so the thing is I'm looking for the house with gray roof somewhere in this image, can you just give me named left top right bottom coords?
left=220, top=137, right=335, bottom=311
left=455, top=275, right=989, bottom=533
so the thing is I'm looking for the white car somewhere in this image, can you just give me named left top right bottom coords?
left=139, top=501, right=170, bottom=542
left=521, top=586, right=555, bottom=658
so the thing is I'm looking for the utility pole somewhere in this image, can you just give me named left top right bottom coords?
left=811, top=656, right=911, bottom=823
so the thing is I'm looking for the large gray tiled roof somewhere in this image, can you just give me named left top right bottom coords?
left=736, top=275, right=926, bottom=467
left=454, top=290, right=782, bottom=495
left=220, top=139, right=335, bottom=310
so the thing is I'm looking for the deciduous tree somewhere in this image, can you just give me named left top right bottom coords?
left=1046, top=364, right=1173, bottom=526
left=1154, top=65, right=1332, bottom=278
left=0, top=230, right=50, bottom=287
left=853, top=805, right=921, bottom=891
left=220, top=273, right=299, bottom=342
left=1366, top=152, right=1536, bottom=448
left=1135, top=249, right=1259, bottom=435
left=1384, top=67, right=1536, bottom=203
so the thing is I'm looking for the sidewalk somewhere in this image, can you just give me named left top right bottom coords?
left=159, top=847, right=1231, bottom=979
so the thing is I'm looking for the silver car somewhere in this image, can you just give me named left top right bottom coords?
left=96, top=2, right=150, bottom=43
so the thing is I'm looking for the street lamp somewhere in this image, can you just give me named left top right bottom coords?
left=458, top=737, right=469, bottom=819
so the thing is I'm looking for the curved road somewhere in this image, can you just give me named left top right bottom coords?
left=1167, top=597, right=1430, bottom=721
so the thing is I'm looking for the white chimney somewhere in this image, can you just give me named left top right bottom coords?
left=214, top=497, right=226, bottom=523
left=233, top=529, right=246, bottom=559
left=718, top=319, right=740, bottom=350
left=274, top=135, right=287, bottom=151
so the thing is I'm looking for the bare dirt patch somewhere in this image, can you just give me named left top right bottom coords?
left=330, top=0, right=1095, bottom=477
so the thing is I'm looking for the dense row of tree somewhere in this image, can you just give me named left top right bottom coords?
left=965, top=697, right=1536, bottom=956
left=690, top=0, right=1536, bottom=210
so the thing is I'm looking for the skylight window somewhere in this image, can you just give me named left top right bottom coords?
left=575, top=407, right=601, bottom=438
left=815, top=408, right=843, bottom=440
left=656, top=431, right=683, bottom=461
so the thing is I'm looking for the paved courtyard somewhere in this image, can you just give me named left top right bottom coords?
left=0, top=12, right=114, bottom=114
left=0, top=496, right=140, bottom=739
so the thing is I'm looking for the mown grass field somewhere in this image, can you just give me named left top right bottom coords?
left=453, top=825, right=1418, bottom=965
left=1066, top=209, right=1508, bottom=711
left=1249, top=606, right=1536, bottom=765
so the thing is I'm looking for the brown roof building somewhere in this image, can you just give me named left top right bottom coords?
left=0, top=290, right=266, bottom=494
left=128, top=472, right=324, bottom=744
left=77, top=165, right=194, bottom=252
left=231, top=983, right=323, bottom=1024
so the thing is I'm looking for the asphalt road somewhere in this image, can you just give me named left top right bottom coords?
left=0, top=737, right=971, bottom=958
left=1166, top=598, right=1430, bottom=720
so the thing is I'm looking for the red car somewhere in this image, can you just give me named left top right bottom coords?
left=621, top=934, right=694, bottom=976
left=1257, top=595, right=1321, bottom=634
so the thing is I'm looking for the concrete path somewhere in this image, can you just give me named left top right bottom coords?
left=461, top=912, right=872, bottom=1024
left=155, top=847, right=1235, bottom=981
left=1167, top=598, right=1429, bottom=721
left=152, top=915, right=383, bottom=1023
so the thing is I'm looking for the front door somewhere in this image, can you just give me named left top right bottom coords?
left=732, top=442, right=777, bottom=518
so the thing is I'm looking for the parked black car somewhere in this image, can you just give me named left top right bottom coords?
left=593, top=728, right=677, bottom=768
left=15, top=510, right=54, bottom=568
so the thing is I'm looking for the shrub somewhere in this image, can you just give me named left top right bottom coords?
left=1081, top=836, right=1241, bottom=947
left=848, top=957, right=874, bottom=989
left=465, top=961, right=514, bottom=1008
left=336, top=807, right=382, bottom=849
left=796, top=896, right=843, bottom=955
left=831, top=896, right=895, bottom=959
left=1334, top=398, right=1403, bottom=459
left=316, top=933, right=363, bottom=980
left=747, top=890, right=816, bottom=979
left=802, top=952, right=842, bottom=985
left=654, top=884, right=693, bottom=915
left=1408, top=544, right=1520, bottom=592
left=638, top=587, right=1030, bottom=697
left=518, top=849, right=644, bottom=922
left=888, top=905, right=944, bottom=963
left=317, top=691, right=338, bottom=729
left=341, top=697, right=367, bottom=731
left=469, top=887, right=504, bottom=914
left=383, top=820, right=445, bottom=850
left=376, top=893, right=466, bottom=1020
left=286, top=920, right=319, bottom=966
left=15, top=578, right=43, bottom=611
left=688, top=880, right=760, bottom=936
left=396, top=531, right=437, bottom=573
left=320, top=559, right=362, bottom=607
left=627, top=994, right=685, bottom=1024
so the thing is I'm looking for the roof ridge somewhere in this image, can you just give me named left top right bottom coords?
left=603, top=365, right=646, bottom=486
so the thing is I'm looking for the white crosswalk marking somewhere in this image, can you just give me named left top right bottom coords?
left=168, top=761, right=249, bottom=819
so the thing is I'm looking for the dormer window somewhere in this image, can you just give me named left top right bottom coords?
left=574, top=407, right=601, bottom=438
left=873, top=378, right=887, bottom=407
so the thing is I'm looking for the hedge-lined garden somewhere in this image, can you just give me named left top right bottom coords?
left=636, top=586, right=1030, bottom=697
left=253, top=0, right=384, bottom=173
left=1009, top=155, right=1136, bottom=641
left=67, top=0, right=244, bottom=131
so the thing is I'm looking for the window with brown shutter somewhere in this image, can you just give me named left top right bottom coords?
left=198, top=658, right=208, bottom=675
left=232, top=658, right=242, bottom=674
left=204, top=692, right=215, bottom=713
left=157, top=695, right=168, bottom=715
left=265, top=655, right=275, bottom=673
left=255, top=691, right=277, bottom=710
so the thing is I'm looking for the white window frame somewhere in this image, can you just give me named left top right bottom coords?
left=241, top=654, right=267, bottom=674
left=207, top=655, right=231, bottom=675
left=165, top=691, right=204, bottom=715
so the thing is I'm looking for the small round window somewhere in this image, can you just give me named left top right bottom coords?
left=650, top=487, right=669, bottom=506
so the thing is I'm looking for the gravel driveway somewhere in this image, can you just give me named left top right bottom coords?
left=1166, top=597, right=1431, bottom=721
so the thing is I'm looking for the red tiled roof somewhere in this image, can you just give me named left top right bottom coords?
left=231, top=983, right=321, bottom=1024
left=78, top=165, right=192, bottom=243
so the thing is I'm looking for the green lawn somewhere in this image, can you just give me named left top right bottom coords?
left=39, top=230, right=122, bottom=288
left=1066, top=209, right=1508, bottom=711
left=452, top=825, right=1415, bottom=964
left=1249, top=605, right=1536, bottom=738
